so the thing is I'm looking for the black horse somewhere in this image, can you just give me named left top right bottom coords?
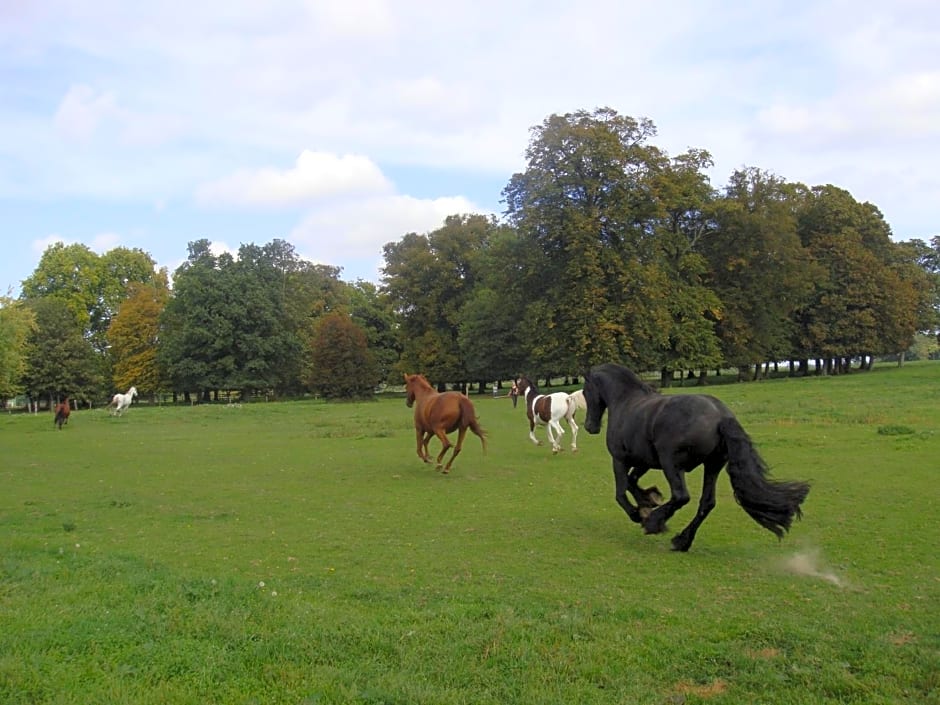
left=582, top=362, right=810, bottom=551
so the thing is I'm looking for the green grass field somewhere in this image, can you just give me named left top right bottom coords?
left=2, top=364, right=938, bottom=704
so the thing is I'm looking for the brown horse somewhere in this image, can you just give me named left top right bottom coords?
left=404, top=373, right=486, bottom=473
left=54, top=396, right=71, bottom=430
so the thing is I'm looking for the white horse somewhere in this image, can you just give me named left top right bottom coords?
left=516, top=376, right=580, bottom=454
left=109, top=386, right=138, bottom=416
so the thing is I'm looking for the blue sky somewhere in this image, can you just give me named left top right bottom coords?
left=2, top=0, right=938, bottom=296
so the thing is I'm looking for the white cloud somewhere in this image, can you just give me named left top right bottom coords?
left=305, top=0, right=397, bottom=39
left=32, top=232, right=123, bottom=255
left=89, top=231, right=122, bottom=251
left=289, top=193, right=485, bottom=265
left=31, top=234, right=69, bottom=254
left=3, top=0, right=940, bottom=299
left=196, top=150, right=393, bottom=208
left=53, top=85, right=118, bottom=141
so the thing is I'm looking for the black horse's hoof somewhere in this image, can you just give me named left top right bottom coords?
left=647, top=487, right=664, bottom=506
left=638, top=486, right=663, bottom=508
left=671, top=535, right=692, bottom=552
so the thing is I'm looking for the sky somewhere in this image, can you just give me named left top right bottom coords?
left=1, top=0, right=938, bottom=296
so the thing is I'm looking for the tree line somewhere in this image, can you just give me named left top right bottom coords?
left=2, top=107, right=938, bottom=407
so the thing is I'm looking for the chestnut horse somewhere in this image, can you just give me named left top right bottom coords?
left=404, top=373, right=486, bottom=473
left=54, top=396, right=71, bottom=430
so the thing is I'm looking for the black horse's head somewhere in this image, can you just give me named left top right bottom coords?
left=582, top=370, right=608, bottom=435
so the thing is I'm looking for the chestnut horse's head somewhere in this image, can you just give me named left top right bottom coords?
left=404, top=373, right=432, bottom=408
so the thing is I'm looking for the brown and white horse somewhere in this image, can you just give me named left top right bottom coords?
left=515, top=376, right=580, bottom=454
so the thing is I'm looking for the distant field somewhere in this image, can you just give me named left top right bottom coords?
left=1, top=363, right=938, bottom=704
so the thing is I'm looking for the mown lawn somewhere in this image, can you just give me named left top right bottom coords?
left=1, top=363, right=938, bottom=704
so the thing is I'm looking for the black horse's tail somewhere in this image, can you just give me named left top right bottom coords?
left=719, top=417, right=810, bottom=538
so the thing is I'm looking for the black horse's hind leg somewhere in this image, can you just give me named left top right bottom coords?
left=671, top=459, right=722, bottom=552
left=612, top=458, right=643, bottom=523
left=642, top=463, right=690, bottom=535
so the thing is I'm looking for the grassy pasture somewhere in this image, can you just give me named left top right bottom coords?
left=1, top=364, right=938, bottom=704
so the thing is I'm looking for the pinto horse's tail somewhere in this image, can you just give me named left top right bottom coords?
left=460, top=397, right=487, bottom=455
left=568, top=389, right=587, bottom=412
left=720, top=417, right=810, bottom=538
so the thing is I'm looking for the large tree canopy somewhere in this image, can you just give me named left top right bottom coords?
left=21, top=243, right=158, bottom=353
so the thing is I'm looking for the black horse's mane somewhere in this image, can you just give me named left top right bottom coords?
left=593, top=362, right=658, bottom=396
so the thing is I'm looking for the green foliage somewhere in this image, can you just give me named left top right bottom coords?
left=7, top=109, right=938, bottom=397
left=1, top=363, right=938, bottom=703
left=504, top=107, right=727, bottom=375
left=20, top=242, right=158, bottom=354
left=307, top=312, right=379, bottom=399
left=347, top=281, right=401, bottom=384
left=383, top=216, right=499, bottom=383
left=20, top=297, right=103, bottom=403
left=108, top=277, right=170, bottom=396
left=0, top=296, right=36, bottom=400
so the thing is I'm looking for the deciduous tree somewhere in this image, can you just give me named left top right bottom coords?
left=0, top=296, right=36, bottom=402
left=306, top=312, right=379, bottom=399
left=108, top=274, right=170, bottom=397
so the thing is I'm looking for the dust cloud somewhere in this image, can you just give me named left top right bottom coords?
left=782, top=549, right=846, bottom=587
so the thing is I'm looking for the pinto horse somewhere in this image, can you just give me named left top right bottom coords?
left=583, top=362, right=810, bottom=551
left=54, top=396, right=71, bottom=430
left=404, top=373, right=486, bottom=473
left=515, top=376, right=580, bottom=454
left=109, top=386, right=137, bottom=416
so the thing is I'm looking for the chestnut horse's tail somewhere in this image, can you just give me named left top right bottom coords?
left=720, top=417, right=810, bottom=538
left=460, top=396, right=487, bottom=454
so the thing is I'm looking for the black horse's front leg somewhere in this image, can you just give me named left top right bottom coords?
left=625, top=467, right=663, bottom=516
left=642, top=464, right=691, bottom=535
left=612, top=459, right=643, bottom=523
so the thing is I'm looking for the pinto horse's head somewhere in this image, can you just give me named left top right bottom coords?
left=582, top=370, right=608, bottom=435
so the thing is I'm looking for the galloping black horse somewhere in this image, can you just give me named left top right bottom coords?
left=583, top=362, right=810, bottom=551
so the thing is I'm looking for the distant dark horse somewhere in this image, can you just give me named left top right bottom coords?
left=404, top=373, right=486, bottom=473
left=54, top=396, right=71, bottom=430
left=583, top=362, right=810, bottom=551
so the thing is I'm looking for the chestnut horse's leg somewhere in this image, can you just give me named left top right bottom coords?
left=442, top=427, right=468, bottom=473
left=416, top=427, right=431, bottom=463
left=421, top=431, right=434, bottom=462
left=433, top=429, right=453, bottom=471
